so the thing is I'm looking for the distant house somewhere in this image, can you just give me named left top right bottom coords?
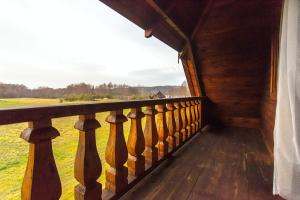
left=149, top=90, right=166, bottom=99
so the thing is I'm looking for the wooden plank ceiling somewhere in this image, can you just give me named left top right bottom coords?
left=99, top=0, right=282, bottom=128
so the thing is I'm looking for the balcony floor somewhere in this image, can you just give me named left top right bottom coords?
left=121, top=127, right=283, bottom=200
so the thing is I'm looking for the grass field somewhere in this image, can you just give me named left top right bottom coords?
left=0, top=98, right=135, bottom=200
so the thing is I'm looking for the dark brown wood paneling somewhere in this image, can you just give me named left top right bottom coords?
left=191, top=0, right=282, bottom=128
left=260, top=1, right=282, bottom=155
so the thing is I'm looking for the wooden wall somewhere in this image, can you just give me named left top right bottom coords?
left=260, top=1, right=282, bottom=154
left=192, top=1, right=277, bottom=128
left=260, top=74, right=277, bottom=154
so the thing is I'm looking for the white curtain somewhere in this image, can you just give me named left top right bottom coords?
left=273, top=0, right=300, bottom=199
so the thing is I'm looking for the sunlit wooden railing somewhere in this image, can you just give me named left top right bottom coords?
left=0, top=97, right=203, bottom=200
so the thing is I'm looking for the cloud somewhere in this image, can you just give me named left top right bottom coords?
left=0, top=0, right=186, bottom=88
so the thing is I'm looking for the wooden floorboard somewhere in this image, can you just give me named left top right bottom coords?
left=121, top=127, right=282, bottom=200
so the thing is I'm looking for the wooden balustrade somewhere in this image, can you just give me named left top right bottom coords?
left=0, top=97, right=203, bottom=200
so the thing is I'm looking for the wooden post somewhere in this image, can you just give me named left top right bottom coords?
left=166, top=103, right=176, bottom=152
left=74, top=114, right=102, bottom=200
left=190, top=101, right=196, bottom=135
left=156, top=104, right=169, bottom=159
left=143, top=106, right=158, bottom=167
left=180, top=102, right=187, bottom=142
left=127, top=108, right=145, bottom=177
left=185, top=101, right=192, bottom=139
left=173, top=102, right=183, bottom=147
left=198, top=100, right=202, bottom=129
left=194, top=100, right=199, bottom=132
left=105, top=110, right=128, bottom=194
left=20, top=119, right=61, bottom=200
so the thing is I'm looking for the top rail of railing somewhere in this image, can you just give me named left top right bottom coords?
left=0, top=96, right=202, bottom=125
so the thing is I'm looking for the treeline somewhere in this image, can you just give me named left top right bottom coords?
left=0, top=82, right=190, bottom=101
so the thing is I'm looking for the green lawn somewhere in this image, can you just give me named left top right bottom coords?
left=0, top=98, right=134, bottom=200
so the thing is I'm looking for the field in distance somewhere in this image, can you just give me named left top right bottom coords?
left=0, top=98, right=133, bottom=200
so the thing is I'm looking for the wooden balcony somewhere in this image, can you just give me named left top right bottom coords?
left=121, top=127, right=278, bottom=200
left=0, top=97, right=203, bottom=200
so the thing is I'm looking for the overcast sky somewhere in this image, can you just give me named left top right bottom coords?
left=0, top=0, right=186, bottom=89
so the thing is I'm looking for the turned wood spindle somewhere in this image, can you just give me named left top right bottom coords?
left=180, top=102, right=187, bottom=142
left=194, top=100, right=199, bottom=132
left=105, top=110, right=128, bottom=194
left=166, top=103, right=176, bottom=152
left=143, top=106, right=158, bottom=166
left=20, top=119, right=61, bottom=200
left=127, top=108, right=145, bottom=177
left=198, top=100, right=202, bottom=129
left=185, top=101, right=192, bottom=139
left=156, top=104, right=169, bottom=159
left=174, top=102, right=183, bottom=147
left=190, top=101, right=196, bottom=135
left=74, top=114, right=102, bottom=200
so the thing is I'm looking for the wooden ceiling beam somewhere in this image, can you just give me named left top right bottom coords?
left=145, top=0, right=189, bottom=41
left=145, top=0, right=203, bottom=96
left=191, top=0, right=215, bottom=40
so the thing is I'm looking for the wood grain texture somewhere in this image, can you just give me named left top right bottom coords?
left=20, top=120, right=61, bottom=200
left=120, top=127, right=284, bottom=200
left=190, top=100, right=196, bottom=135
left=191, top=0, right=282, bottom=128
left=127, top=108, right=146, bottom=177
left=74, top=114, right=102, bottom=200
left=185, top=101, right=192, bottom=138
left=180, top=102, right=187, bottom=142
left=143, top=106, right=159, bottom=167
left=156, top=104, right=169, bottom=159
left=166, top=103, right=176, bottom=152
left=259, top=1, right=282, bottom=155
left=173, top=102, right=183, bottom=147
left=105, top=110, right=128, bottom=194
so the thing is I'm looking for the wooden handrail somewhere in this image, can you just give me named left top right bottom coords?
left=0, top=97, right=201, bottom=125
left=0, top=96, right=204, bottom=200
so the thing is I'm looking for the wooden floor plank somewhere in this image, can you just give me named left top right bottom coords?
left=120, top=127, right=280, bottom=200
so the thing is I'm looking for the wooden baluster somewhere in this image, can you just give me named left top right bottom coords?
left=156, top=104, right=169, bottom=159
left=166, top=103, right=176, bottom=152
left=127, top=108, right=145, bottom=177
left=198, top=100, right=202, bottom=129
left=174, top=102, right=183, bottom=147
left=193, top=100, right=198, bottom=134
left=74, top=114, right=102, bottom=200
left=144, top=106, right=158, bottom=167
left=180, top=102, right=187, bottom=142
left=185, top=101, right=192, bottom=139
left=190, top=101, right=196, bottom=136
left=20, top=119, right=61, bottom=200
left=105, top=110, right=128, bottom=194
left=194, top=100, right=199, bottom=132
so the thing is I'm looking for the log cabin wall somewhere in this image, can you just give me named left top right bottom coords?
left=260, top=1, right=283, bottom=155
left=191, top=0, right=282, bottom=128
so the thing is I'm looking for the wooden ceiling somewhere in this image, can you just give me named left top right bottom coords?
left=99, top=0, right=283, bottom=127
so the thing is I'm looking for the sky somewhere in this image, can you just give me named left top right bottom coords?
left=0, top=0, right=186, bottom=89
